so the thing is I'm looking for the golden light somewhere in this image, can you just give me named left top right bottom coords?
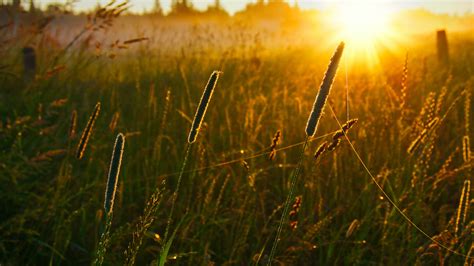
left=337, top=4, right=390, bottom=44
left=329, top=1, right=398, bottom=68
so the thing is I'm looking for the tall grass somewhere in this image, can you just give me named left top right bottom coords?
left=94, top=133, right=125, bottom=266
left=1, top=20, right=474, bottom=265
left=161, top=71, right=221, bottom=264
left=267, top=42, right=344, bottom=265
left=76, top=102, right=101, bottom=160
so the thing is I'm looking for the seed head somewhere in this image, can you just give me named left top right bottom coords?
left=306, top=42, right=345, bottom=137
left=76, top=102, right=101, bottom=159
left=188, top=71, right=221, bottom=143
left=104, top=133, right=125, bottom=215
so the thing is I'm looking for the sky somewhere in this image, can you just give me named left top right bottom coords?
left=34, top=0, right=474, bottom=15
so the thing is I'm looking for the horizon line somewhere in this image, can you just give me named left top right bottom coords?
left=16, top=0, right=474, bottom=16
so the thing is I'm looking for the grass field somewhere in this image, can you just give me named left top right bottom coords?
left=0, top=2, right=473, bottom=265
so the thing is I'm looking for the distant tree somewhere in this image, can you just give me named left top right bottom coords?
left=235, top=0, right=298, bottom=20
left=152, top=0, right=163, bottom=15
left=203, top=0, right=228, bottom=18
left=170, top=0, right=197, bottom=16
left=12, top=0, right=20, bottom=10
left=182, top=0, right=189, bottom=8
left=29, top=0, right=35, bottom=13
left=45, top=3, right=63, bottom=14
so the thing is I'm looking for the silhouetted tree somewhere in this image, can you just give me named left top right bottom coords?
left=152, top=0, right=162, bottom=15
left=203, top=0, right=228, bottom=18
left=12, top=0, right=20, bottom=10
left=29, top=0, right=35, bottom=13
left=170, top=0, right=197, bottom=16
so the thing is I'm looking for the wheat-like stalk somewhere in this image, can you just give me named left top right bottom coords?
left=342, top=118, right=358, bottom=132
left=94, top=133, right=125, bottom=266
left=188, top=71, right=221, bottom=143
left=314, top=118, right=358, bottom=159
left=104, top=133, right=125, bottom=215
left=455, top=180, right=470, bottom=237
left=267, top=42, right=344, bottom=265
left=94, top=214, right=112, bottom=266
left=327, top=138, right=341, bottom=151
left=400, top=53, right=408, bottom=110
left=76, top=102, right=101, bottom=159
left=289, top=196, right=302, bottom=230
left=161, top=71, right=221, bottom=263
left=461, top=180, right=470, bottom=228
left=465, top=90, right=471, bottom=135
left=407, top=136, right=423, bottom=155
left=125, top=181, right=165, bottom=266
left=69, top=110, right=77, bottom=139
left=463, top=135, right=471, bottom=163
left=314, top=141, right=328, bottom=161
left=465, top=243, right=474, bottom=266
left=159, top=90, right=171, bottom=136
left=109, top=111, right=120, bottom=132
left=305, top=42, right=345, bottom=137
left=345, top=219, right=360, bottom=238
left=407, top=117, right=439, bottom=154
left=269, top=130, right=281, bottom=160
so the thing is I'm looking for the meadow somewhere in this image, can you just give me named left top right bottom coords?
left=0, top=2, right=473, bottom=265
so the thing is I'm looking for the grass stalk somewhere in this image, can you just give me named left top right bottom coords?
left=267, top=42, right=344, bottom=264
left=162, top=143, right=192, bottom=248
left=160, top=71, right=221, bottom=263
left=266, top=137, right=309, bottom=265
left=94, top=133, right=125, bottom=266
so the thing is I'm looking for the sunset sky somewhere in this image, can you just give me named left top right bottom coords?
left=34, top=0, right=474, bottom=15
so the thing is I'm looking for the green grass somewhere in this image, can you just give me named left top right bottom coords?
left=0, top=28, right=473, bottom=265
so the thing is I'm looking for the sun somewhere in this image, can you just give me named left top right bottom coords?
left=329, top=1, right=398, bottom=67
left=334, top=2, right=392, bottom=45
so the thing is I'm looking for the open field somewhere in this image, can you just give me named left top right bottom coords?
left=0, top=2, right=473, bottom=265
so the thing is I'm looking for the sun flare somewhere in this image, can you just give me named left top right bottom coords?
left=336, top=4, right=390, bottom=43
left=330, top=1, right=398, bottom=67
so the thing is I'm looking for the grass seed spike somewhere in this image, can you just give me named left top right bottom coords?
left=94, top=133, right=125, bottom=266
left=76, top=102, right=101, bottom=159
left=161, top=71, right=221, bottom=264
left=266, top=42, right=344, bottom=265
